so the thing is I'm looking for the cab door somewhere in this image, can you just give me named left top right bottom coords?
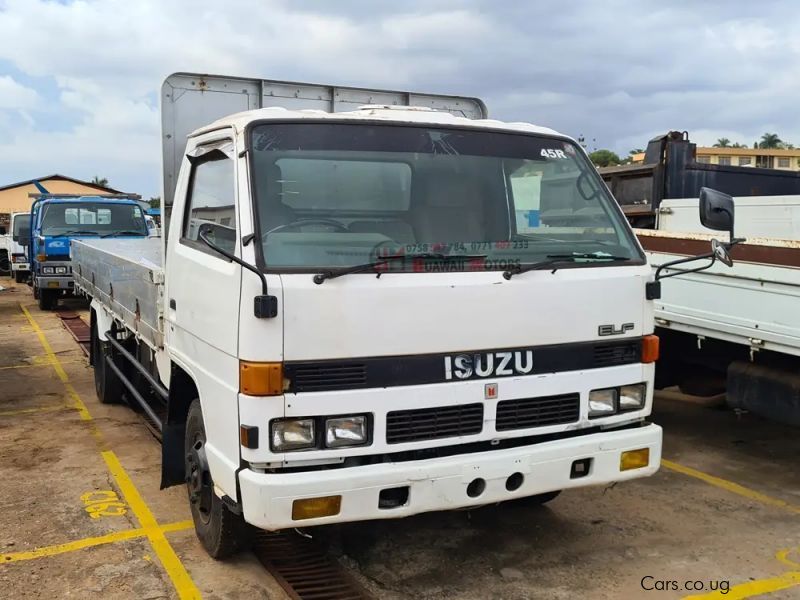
left=164, top=132, right=242, bottom=498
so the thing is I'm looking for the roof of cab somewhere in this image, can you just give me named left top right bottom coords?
left=37, top=195, right=140, bottom=204
left=189, top=105, right=566, bottom=140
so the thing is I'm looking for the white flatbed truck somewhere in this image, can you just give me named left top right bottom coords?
left=71, top=72, right=731, bottom=558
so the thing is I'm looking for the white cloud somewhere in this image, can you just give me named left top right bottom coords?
left=0, top=75, right=40, bottom=109
left=0, top=0, right=799, bottom=195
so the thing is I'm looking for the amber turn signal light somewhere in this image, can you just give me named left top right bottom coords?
left=292, top=496, right=342, bottom=520
left=239, top=361, right=283, bottom=396
left=641, top=335, right=659, bottom=364
left=620, top=448, right=650, bottom=471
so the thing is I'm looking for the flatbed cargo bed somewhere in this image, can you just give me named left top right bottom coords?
left=71, top=238, right=164, bottom=349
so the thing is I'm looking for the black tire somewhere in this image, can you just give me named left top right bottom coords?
left=677, top=375, right=726, bottom=397
left=38, top=288, right=58, bottom=310
left=32, top=283, right=39, bottom=299
left=92, top=320, right=124, bottom=404
left=518, top=490, right=561, bottom=506
left=14, top=271, right=25, bottom=283
left=185, top=399, right=254, bottom=558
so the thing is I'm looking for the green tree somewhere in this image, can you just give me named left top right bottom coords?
left=713, top=138, right=731, bottom=148
left=759, top=133, right=783, bottom=149
left=91, top=176, right=109, bottom=187
left=589, top=149, right=622, bottom=167
left=148, top=196, right=161, bottom=209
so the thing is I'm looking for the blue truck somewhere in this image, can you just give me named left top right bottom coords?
left=29, top=194, right=149, bottom=310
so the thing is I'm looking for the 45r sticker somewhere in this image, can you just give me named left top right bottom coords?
left=81, top=490, right=128, bottom=518
left=540, top=148, right=567, bottom=159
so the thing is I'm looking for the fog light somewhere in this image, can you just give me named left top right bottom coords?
left=325, top=416, right=368, bottom=448
left=271, top=419, right=315, bottom=451
left=292, top=495, right=341, bottom=520
left=619, top=383, right=646, bottom=411
left=589, top=388, right=618, bottom=418
left=620, top=448, right=650, bottom=471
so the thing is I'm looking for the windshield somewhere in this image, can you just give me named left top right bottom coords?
left=249, top=123, right=642, bottom=272
left=12, top=214, right=29, bottom=236
left=39, top=202, right=147, bottom=237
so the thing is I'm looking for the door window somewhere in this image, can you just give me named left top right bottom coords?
left=182, top=145, right=237, bottom=255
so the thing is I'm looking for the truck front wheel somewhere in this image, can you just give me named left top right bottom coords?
left=185, top=399, right=254, bottom=558
left=14, top=271, right=25, bottom=283
left=38, top=288, right=58, bottom=310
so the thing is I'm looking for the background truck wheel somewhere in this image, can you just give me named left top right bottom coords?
left=92, top=322, right=124, bottom=404
left=38, top=288, right=58, bottom=310
left=185, top=399, right=254, bottom=558
left=14, top=271, right=25, bottom=283
left=32, top=284, right=39, bottom=300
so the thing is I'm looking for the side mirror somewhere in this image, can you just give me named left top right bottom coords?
left=699, top=187, right=734, bottom=239
left=14, top=226, right=31, bottom=245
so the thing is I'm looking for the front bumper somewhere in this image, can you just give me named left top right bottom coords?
left=36, top=276, right=73, bottom=290
left=11, top=263, right=29, bottom=272
left=239, top=422, right=662, bottom=530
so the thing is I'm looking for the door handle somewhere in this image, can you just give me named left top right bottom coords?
left=169, top=298, right=176, bottom=310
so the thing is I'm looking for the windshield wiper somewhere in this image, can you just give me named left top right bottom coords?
left=101, top=230, right=146, bottom=238
left=313, top=253, right=487, bottom=284
left=50, top=230, right=99, bottom=237
left=503, top=252, right=632, bottom=279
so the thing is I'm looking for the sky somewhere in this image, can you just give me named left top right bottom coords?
left=0, top=0, right=797, bottom=198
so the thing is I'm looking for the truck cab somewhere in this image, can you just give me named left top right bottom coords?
left=30, top=195, right=148, bottom=309
left=8, top=212, right=31, bottom=283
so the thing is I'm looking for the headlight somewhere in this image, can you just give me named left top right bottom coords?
left=619, top=383, right=646, bottom=411
left=42, top=266, right=54, bottom=274
left=55, top=266, right=68, bottom=274
left=325, top=416, right=368, bottom=448
left=589, top=388, right=618, bottom=418
left=271, top=419, right=315, bottom=451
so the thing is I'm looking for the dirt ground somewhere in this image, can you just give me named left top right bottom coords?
left=0, top=278, right=798, bottom=599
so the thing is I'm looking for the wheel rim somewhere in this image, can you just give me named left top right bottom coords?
left=186, top=435, right=213, bottom=524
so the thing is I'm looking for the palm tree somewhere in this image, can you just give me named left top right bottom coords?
left=713, top=138, right=731, bottom=148
left=91, top=176, right=109, bottom=188
left=759, top=133, right=783, bottom=149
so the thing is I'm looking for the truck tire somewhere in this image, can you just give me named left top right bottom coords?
left=32, top=283, right=39, bottom=299
left=38, top=288, right=58, bottom=310
left=92, top=321, right=124, bottom=404
left=14, top=271, right=25, bottom=283
left=185, top=399, right=254, bottom=558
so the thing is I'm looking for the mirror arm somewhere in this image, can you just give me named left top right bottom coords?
left=654, top=251, right=716, bottom=281
left=198, top=229, right=278, bottom=319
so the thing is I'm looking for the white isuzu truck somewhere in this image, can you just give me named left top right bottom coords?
left=71, top=73, right=734, bottom=558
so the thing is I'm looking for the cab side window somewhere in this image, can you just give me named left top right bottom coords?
left=182, top=147, right=237, bottom=256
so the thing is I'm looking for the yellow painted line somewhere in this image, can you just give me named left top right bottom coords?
left=0, top=405, right=67, bottom=417
left=0, top=520, right=192, bottom=563
left=19, top=304, right=201, bottom=599
left=20, top=304, right=93, bottom=422
left=777, top=548, right=800, bottom=569
left=683, top=572, right=800, bottom=599
left=662, top=459, right=800, bottom=515
left=103, top=451, right=200, bottom=599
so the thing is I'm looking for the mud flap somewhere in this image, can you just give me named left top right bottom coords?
left=727, top=361, right=800, bottom=426
left=161, top=421, right=187, bottom=489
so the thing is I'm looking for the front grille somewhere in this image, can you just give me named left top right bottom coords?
left=291, top=363, right=367, bottom=392
left=386, top=403, right=483, bottom=444
left=593, top=341, right=640, bottom=367
left=496, top=393, right=580, bottom=431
